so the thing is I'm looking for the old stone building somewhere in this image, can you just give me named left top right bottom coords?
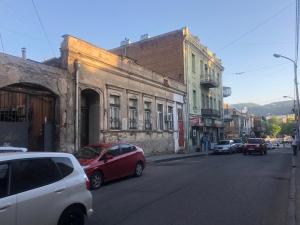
left=59, top=35, right=187, bottom=154
left=0, top=52, right=74, bottom=151
left=111, top=27, right=225, bottom=151
left=0, top=35, right=187, bottom=154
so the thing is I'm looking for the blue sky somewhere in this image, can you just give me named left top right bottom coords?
left=0, top=0, right=296, bottom=105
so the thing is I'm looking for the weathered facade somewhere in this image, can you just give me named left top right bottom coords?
left=223, top=105, right=255, bottom=140
left=111, top=27, right=224, bottom=152
left=60, top=35, right=187, bottom=155
left=0, top=53, right=74, bottom=151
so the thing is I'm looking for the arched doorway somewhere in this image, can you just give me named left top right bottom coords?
left=0, top=83, right=56, bottom=151
left=80, top=89, right=100, bottom=147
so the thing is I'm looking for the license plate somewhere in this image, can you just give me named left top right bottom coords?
left=249, top=147, right=254, bottom=150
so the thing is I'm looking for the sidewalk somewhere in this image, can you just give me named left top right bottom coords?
left=146, top=150, right=213, bottom=164
left=295, top=152, right=300, bottom=225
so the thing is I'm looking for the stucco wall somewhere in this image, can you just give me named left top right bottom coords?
left=0, top=53, right=75, bottom=152
left=61, top=35, right=187, bottom=154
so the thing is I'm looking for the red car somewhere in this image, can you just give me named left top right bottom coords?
left=75, top=143, right=145, bottom=189
left=243, top=138, right=267, bottom=155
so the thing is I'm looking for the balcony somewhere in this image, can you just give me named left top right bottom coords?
left=200, top=75, right=219, bottom=88
left=201, top=108, right=221, bottom=118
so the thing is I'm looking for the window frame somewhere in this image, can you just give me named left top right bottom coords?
left=109, top=95, right=120, bottom=130
left=144, top=101, right=152, bottom=130
left=192, top=53, right=196, bottom=73
left=157, top=103, right=164, bottom=131
left=167, top=106, right=174, bottom=131
left=128, top=98, right=138, bottom=130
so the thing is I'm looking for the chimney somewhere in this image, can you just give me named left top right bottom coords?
left=21, top=47, right=26, bottom=60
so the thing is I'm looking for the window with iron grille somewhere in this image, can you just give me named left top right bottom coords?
left=144, top=101, right=152, bottom=130
left=128, top=99, right=138, bottom=129
left=157, top=104, right=163, bottom=131
left=109, top=95, right=120, bottom=129
left=167, top=106, right=174, bottom=130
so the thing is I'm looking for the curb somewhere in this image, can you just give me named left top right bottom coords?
left=146, top=152, right=212, bottom=164
left=287, top=156, right=296, bottom=225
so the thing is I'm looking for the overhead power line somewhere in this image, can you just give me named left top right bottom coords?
left=217, top=1, right=295, bottom=52
left=31, top=0, right=55, bottom=57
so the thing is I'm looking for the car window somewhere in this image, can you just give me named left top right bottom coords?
left=120, top=144, right=134, bottom=154
left=74, top=147, right=100, bottom=159
left=52, top=157, right=74, bottom=178
left=11, top=158, right=61, bottom=195
left=218, top=141, right=230, bottom=145
left=107, top=145, right=120, bottom=156
left=0, top=163, right=9, bottom=198
left=248, top=139, right=261, bottom=144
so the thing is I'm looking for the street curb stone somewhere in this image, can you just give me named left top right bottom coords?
left=146, top=152, right=212, bottom=164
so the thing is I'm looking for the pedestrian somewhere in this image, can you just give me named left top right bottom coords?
left=292, top=135, right=297, bottom=156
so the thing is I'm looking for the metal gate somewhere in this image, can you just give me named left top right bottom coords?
left=0, top=83, right=56, bottom=151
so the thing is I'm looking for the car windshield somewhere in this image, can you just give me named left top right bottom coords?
left=247, top=139, right=262, bottom=144
left=74, top=147, right=103, bottom=159
left=233, top=139, right=241, bottom=143
left=218, top=140, right=230, bottom=145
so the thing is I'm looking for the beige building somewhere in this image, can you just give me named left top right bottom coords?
left=224, top=105, right=255, bottom=140
left=60, top=35, right=187, bottom=154
left=111, top=27, right=224, bottom=151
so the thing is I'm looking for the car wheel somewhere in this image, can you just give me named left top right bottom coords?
left=90, top=171, right=103, bottom=189
left=135, top=162, right=143, bottom=177
left=260, top=150, right=264, bottom=155
left=58, top=206, right=85, bottom=225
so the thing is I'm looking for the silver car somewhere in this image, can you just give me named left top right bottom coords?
left=0, top=152, right=93, bottom=225
left=214, top=140, right=236, bottom=154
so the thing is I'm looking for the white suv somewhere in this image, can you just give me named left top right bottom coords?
left=0, top=152, right=93, bottom=225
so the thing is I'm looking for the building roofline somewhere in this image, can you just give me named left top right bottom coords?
left=109, top=27, right=187, bottom=51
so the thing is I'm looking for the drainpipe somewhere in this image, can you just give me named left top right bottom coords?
left=74, top=60, right=80, bottom=152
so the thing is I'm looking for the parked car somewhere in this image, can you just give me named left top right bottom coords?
left=214, top=140, right=236, bottom=154
left=266, top=141, right=275, bottom=150
left=0, top=146, right=27, bottom=153
left=233, top=139, right=244, bottom=153
left=75, top=143, right=146, bottom=189
left=0, top=152, right=93, bottom=225
left=243, top=138, right=267, bottom=155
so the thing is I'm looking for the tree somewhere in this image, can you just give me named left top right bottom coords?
left=266, top=116, right=281, bottom=137
left=280, top=118, right=295, bottom=136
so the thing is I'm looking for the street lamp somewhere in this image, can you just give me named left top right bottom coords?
left=274, top=53, right=300, bottom=149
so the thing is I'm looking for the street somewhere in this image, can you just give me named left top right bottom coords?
left=87, top=149, right=292, bottom=225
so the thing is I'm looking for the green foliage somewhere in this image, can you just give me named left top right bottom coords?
left=279, top=117, right=295, bottom=136
left=267, top=116, right=295, bottom=137
left=266, top=116, right=281, bottom=137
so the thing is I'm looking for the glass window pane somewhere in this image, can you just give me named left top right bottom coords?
left=52, top=157, right=74, bottom=178
left=0, top=163, right=9, bottom=198
left=11, top=158, right=61, bottom=194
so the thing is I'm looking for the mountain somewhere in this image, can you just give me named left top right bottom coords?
left=231, top=100, right=294, bottom=116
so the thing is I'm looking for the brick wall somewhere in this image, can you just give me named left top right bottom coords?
left=110, top=29, right=185, bottom=83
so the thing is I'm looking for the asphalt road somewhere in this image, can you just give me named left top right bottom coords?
left=87, top=149, right=292, bottom=225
